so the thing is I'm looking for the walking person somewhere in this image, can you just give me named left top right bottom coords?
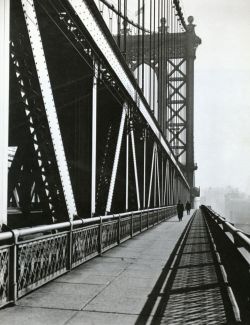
left=185, top=201, right=191, bottom=215
left=177, top=200, right=184, bottom=221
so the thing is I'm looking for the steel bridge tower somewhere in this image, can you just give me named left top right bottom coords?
left=125, top=16, right=201, bottom=201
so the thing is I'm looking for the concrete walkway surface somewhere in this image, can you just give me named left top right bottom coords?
left=0, top=213, right=192, bottom=325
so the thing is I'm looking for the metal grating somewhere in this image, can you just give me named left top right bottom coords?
left=172, top=265, right=218, bottom=290
left=159, top=287, right=227, bottom=324
left=178, top=251, right=214, bottom=267
left=150, top=210, right=233, bottom=324
left=183, top=243, right=210, bottom=254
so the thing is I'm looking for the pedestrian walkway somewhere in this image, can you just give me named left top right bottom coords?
left=0, top=210, right=239, bottom=324
left=0, top=212, right=191, bottom=324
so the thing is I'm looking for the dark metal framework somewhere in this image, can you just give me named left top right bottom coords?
left=1, top=0, right=199, bottom=227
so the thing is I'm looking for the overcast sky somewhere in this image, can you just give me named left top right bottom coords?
left=183, top=0, right=250, bottom=194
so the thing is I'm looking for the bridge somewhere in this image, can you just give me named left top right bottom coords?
left=0, top=0, right=249, bottom=324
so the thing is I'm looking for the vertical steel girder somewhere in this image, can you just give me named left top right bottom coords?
left=91, top=60, right=98, bottom=216
left=21, top=0, right=77, bottom=220
left=0, top=0, right=10, bottom=225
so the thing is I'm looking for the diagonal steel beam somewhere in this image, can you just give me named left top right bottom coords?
left=130, top=120, right=141, bottom=210
left=21, top=0, right=77, bottom=220
left=106, top=104, right=127, bottom=213
left=147, top=144, right=156, bottom=208
left=155, top=149, right=161, bottom=206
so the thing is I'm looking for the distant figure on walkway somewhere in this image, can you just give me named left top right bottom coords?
left=177, top=200, right=184, bottom=221
left=185, top=201, right=191, bottom=215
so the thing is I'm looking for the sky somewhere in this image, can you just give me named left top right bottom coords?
left=183, top=0, right=250, bottom=194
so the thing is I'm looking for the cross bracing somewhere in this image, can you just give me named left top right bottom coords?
left=0, top=0, right=200, bottom=227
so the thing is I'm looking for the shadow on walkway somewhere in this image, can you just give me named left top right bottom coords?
left=135, top=210, right=236, bottom=325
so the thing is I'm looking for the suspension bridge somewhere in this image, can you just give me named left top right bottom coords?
left=0, top=0, right=249, bottom=324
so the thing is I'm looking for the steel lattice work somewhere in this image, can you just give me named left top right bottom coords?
left=0, top=0, right=200, bottom=228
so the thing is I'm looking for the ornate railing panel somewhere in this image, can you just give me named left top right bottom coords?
left=141, top=213, right=148, bottom=231
left=120, top=217, right=131, bottom=241
left=102, top=220, right=119, bottom=251
left=72, top=225, right=99, bottom=267
left=0, top=206, right=176, bottom=308
left=0, top=246, right=10, bottom=308
left=132, top=214, right=141, bottom=234
left=17, top=233, right=68, bottom=297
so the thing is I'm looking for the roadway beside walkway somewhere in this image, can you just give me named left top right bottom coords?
left=0, top=212, right=191, bottom=325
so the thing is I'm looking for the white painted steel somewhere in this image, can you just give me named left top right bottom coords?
left=163, top=160, right=168, bottom=205
left=161, top=157, right=164, bottom=205
left=91, top=61, right=98, bottom=216
left=106, top=104, right=127, bottom=213
left=143, top=129, right=146, bottom=208
left=154, top=150, right=157, bottom=207
left=22, top=0, right=77, bottom=220
left=67, top=0, right=189, bottom=189
left=130, top=126, right=141, bottom=210
left=126, top=121, right=129, bottom=211
left=0, top=0, right=10, bottom=225
left=156, top=151, right=161, bottom=206
left=147, top=144, right=156, bottom=208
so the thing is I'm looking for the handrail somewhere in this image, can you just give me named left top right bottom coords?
left=0, top=205, right=176, bottom=243
left=201, top=205, right=250, bottom=253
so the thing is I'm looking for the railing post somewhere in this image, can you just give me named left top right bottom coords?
left=10, top=230, right=18, bottom=304
left=157, top=209, right=159, bottom=224
left=130, top=213, right=133, bottom=238
left=147, top=211, right=149, bottom=229
left=67, top=221, right=73, bottom=271
left=233, top=231, right=243, bottom=248
left=140, top=212, right=142, bottom=232
left=99, top=217, right=103, bottom=255
left=117, top=215, right=121, bottom=245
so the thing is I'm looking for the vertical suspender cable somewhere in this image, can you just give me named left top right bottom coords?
left=149, top=0, right=152, bottom=109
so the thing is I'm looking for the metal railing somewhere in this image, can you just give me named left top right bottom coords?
left=201, top=205, right=250, bottom=323
left=0, top=205, right=176, bottom=308
left=201, top=206, right=250, bottom=253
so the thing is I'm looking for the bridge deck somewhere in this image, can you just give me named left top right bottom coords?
left=1, top=210, right=236, bottom=324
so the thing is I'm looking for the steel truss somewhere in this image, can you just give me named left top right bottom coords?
left=2, top=0, right=194, bottom=227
